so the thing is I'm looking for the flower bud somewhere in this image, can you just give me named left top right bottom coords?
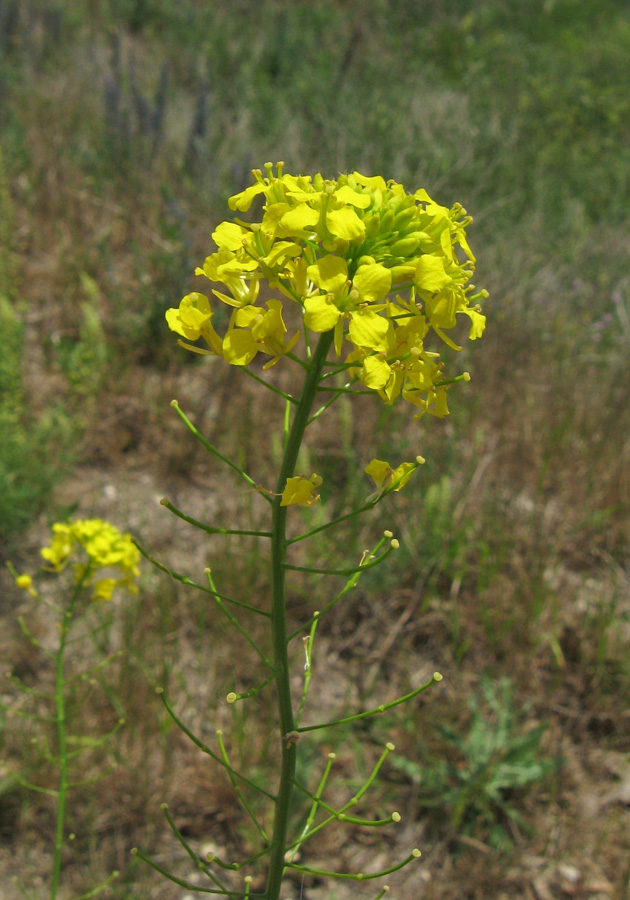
left=393, top=206, right=416, bottom=231
left=364, top=214, right=380, bottom=239
left=390, top=235, right=420, bottom=257
left=379, top=209, right=395, bottom=233
left=390, top=264, right=417, bottom=283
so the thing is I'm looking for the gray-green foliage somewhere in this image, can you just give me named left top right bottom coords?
left=394, top=677, right=555, bottom=849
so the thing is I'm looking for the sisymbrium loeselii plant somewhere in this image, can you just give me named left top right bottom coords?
left=6, top=519, right=140, bottom=900
left=134, top=163, right=487, bottom=899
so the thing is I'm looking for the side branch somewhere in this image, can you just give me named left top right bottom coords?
left=296, top=673, right=443, bottom=733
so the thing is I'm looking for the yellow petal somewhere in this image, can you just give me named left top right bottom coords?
left=228, top=181, right=267, bottom=212
left=365, top=459, right=392, bottom=489
left=281, top=474, right=322, bottom=507
left=234, top=306, right=260, bottom=328
left=280, top=203, right=319, bottom=233
left=165, top=293, right=212, bottom=340
left=353, top=172, right=387, bottom=192
left=353, top=263, right=392, bottom=303
left=334, top=185, right=371, bottom=209
left=326, top=207, right=365, bottom=241
left=304, top=295, right=341, bottom=332
left=212, top=221, right=246, bottom=251
left=197, top=250, right=237, bottom=281
left=415, top=256, right=452, bottom=292
left=361, top=355, right=391, bottom=390
left=461, top=308, right=486, bottom=340
left=348, top=309, right=389, bottom=352
left=391, top=462, right=416, bottom=491
left=433, top=387, right=449, bottom=417
left=261, top=241, right=302, bottom=268
left=223, top=329, right=258, bottom=366
left=307, top=255, right=348, bottom=293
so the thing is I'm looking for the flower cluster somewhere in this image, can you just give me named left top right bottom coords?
left=166, top=163, right=487, bottom=420
left=40, top=519, right=140, bottom=601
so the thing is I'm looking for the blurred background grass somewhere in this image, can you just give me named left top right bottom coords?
left=0, top=1, right=629, bottom=898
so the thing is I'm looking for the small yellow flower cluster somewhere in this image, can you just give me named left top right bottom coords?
left=41, top=519, right=140, bottom=602
left=166, top=163, right=487, bottom=420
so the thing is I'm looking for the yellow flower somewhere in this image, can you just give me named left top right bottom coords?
left=303, top=256, right=392, bottom=356
left=91, top=578, right=118, bottom=603
left=165, top=293, right=223, bottom=356
left=14, top=573, right=37, bottom=597
left=41, top=519, right=140, bottom=602
left=223, top=300, right=299, bottom=368
left=365, top=459, right=417, bottom=497
left=167, top=163, right=487, bottom=422
left=281, top=474, right=323, bottom=507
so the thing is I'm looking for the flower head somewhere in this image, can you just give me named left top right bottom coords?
left=41, top=519, right=140, bottom=602
left=166, top=164, right=487, bottom=421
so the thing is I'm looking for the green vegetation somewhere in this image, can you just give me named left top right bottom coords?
left=1, top=1, right=628, bottom=897
left=392, top=677, right=556, bottom=851
left=0, top=149, right=75, bottom=553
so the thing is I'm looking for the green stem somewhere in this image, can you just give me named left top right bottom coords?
left=206, top=569, right=274, bottom=670
left=216, top=731, right=269, bottom=845
left=51, top=577, right=85, bottom=900
left=130, top=848, right=263, bottom=896
left=134, top=539, right=270, bottom=617
left=170, top=400, right=272, bottom=503
left=285, top=849, right=421, bottom=880
left=156, top=691, right=275, bottom=800
left=161, top=803, right=234, bottom=896
left=286, top=752, right=335, bottom=865
left=296, top=673, right=442, bottom=733
left=265, top=330, right=334, bottom=900
left=287, top=502, right=376, bottom=544
left=286, top=743, right=394, bottom=852
left=283, top=543, right=395, bottom=577
left=160, top=498, right=272, bottom=538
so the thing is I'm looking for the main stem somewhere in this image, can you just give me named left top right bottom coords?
left=51, top=584, right=81, bottom=900
left=265, top=331, right=334, bottom=900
